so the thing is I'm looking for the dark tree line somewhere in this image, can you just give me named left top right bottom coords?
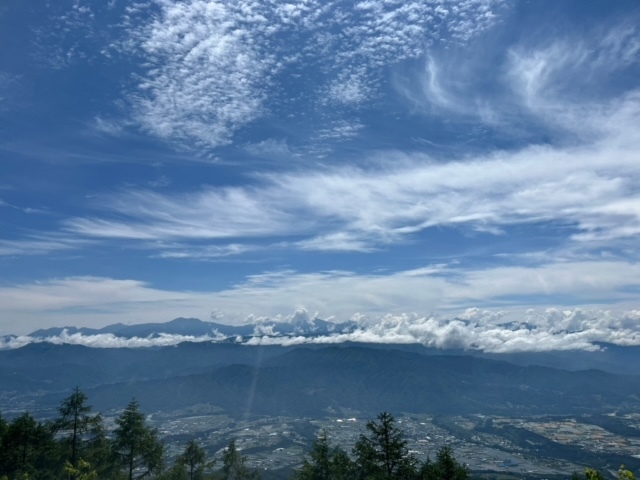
left=0, top=389, right=257, bottom=480
left=293, top=411, right=468, bottom=480
left=0, top=390, right=469, bottom=480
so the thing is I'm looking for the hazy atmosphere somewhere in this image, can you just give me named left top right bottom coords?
left=2, top=0, right=640, bottom=350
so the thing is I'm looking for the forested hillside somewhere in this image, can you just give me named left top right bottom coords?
left=3, top=345, right=640, bottom=417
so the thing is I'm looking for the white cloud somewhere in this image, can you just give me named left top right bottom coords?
left=3, top=259, right=640, bottom=336
left=118, top=0, right=504, bottom=148
left=4, top=1, right=640, bottom=350
left=292, top=232, right=377, bottom=252
left=5, top=306, right=640, bottom=354
left=244, top=139, right=296, bottom=159
left=66, top=187, right=303, bottom=240
left=63, top=117, right=640, bottom=257
left=311, top=0, right=504, bottom=118
left=93, top=116, right=126, bottom=136
left=153, top=242, right=255, bottom=259
left=128, top=0, right=283, bottom=149
left=0, top=277, right=213, bottom=334
left=0, top=235, right=91, bottom=256
left=313, top=120, right=365, bottom=143
left=0, top=331, right=223, bottom=350
left=321, top=67, right=373, bottom=107
left=394, top=22, right=640, bottom=144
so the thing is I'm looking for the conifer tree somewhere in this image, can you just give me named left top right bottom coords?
left=353, top=412, right=417, bottom=479
left=0, top=413, right=7, bottom=468
left=113, top=399, right=164, bottom=480
left=179, top=440, right=207, bottom=480
left=0, top=413, right=7, bottom=441
left=55, top=387, right=102, bottom=479
left=0, top=412, right=58, bottom=479
left=293, top=430, right=353, bottom=480
left=63, top=458, right=99, bottom=480
left=85, top=414, right=119, bottom=479
left=420, top=446, right=468, bottom=480
left=220, top=440, right=260, bottom=480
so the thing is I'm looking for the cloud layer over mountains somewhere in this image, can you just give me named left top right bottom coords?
left=3, top=308, right=640, bottom=353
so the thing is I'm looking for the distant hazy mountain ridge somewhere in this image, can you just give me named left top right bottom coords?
left=28, top=315, right=360, bottom=340
left=2, top=342, right=640, bottom=418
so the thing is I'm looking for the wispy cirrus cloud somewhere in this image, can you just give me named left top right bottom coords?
left=66, top=186, right=302, bottom=240
left=152, top=242, right=256, bottom=259
left=0, top=235, right=91, bottom=257
left=321, top=0, right=504, bottom=105
left=27, top=32, right=639, bottom=256
left=0, top=72, right=23, bottom=112
left=395, top=21, right=640, bottom=141
left=292, top=232, right=377, bottom=253
left=243, top=138, right=297, bottom=160
left=63, top=123, right=640, bottom=254
left=0, top=198, right=50, bottom=215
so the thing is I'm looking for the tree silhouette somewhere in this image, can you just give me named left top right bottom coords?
left=0, top=412, right=57, bottom=479
left=179, top=440, right=207, bottom=480
left=220, top=439, right=260, bottom=480
left=293, top=429, right=353, bottom=480
left=420, top=446, right=468, bottom=480
left=0, top=414, right=7, bottom=442
left=55, top=387, right=103, bottom=479
left=113, top=399, right=164, bottom=480
left=353, top=412, right=417, bottom=479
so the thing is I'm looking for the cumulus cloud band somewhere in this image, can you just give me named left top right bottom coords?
left=3, top=307, right=640, bottom=353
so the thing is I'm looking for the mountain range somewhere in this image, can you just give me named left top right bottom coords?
left=3, top=317, right=640, bottom=421
left=6, top=317, right=640, bottom=376
left=27, top=316, right=359, bottom=339
left=2, top=339, right=640, bottom=420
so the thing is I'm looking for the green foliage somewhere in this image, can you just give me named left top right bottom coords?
left=220, top=439, right=260, bottom=480
left=353, top=412, right=418, bottom=479
left=85, top=415, right=121, bottom=479
left=296, top=414, right=467, bottom=480
left=293, top=430, right=353, bottom=480
left=619, top=466, right=636, bottom=480
left=161, top=464, right=190, bottom=480
left=584, top=469, right=606, bottom=480
left=64, top=459, right=99, bottom=480
left=0, top=412, right=59, bottom=479
left=171, top=439, right=212, bottom=480
left=156, top=443, right=217, bottom=480
left=55, top=387, right=104, bottom=478
left=113, top=399, right=164, bottom=480
left=0, top=402, right=470, bottom=480
left=574, top=465, right=638, bottom=480
left=0, top=413, right=7, bottom=441
left=420, top=446, right=469, bottom=480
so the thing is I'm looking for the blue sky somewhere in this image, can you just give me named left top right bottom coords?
left=1, top=0, right=640, bottom=336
